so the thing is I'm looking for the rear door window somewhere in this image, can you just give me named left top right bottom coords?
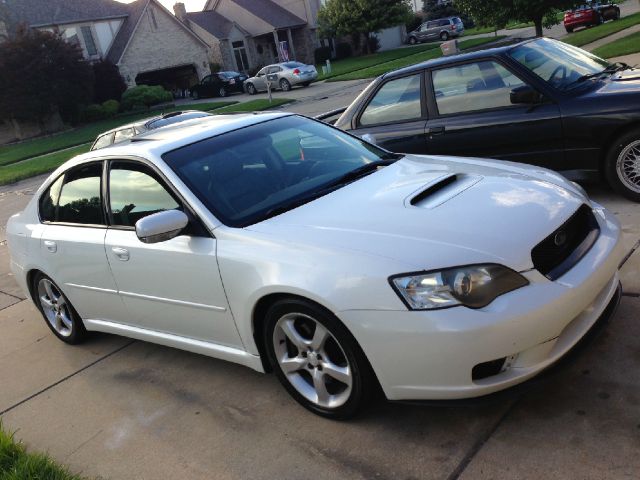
left=57, top=163, right=104, bottom=225
left=359, top=73, right=423, bottom=126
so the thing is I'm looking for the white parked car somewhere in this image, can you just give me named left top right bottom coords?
left=6, top=112, right=625, bottom=418
left=244, top=61, right=317, bottom=94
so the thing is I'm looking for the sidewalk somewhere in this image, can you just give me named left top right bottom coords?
left=580, top=23, right=640, bottom=51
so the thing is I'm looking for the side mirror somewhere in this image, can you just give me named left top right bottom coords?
left=361, top=133, right=377, bottom=145
left=510, top=85, right=542, bottom=105
left=135, top=210, right=189, bottom=244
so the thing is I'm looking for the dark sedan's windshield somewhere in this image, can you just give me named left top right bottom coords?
left=509, top=38, right=610, bottom=90
left=162, top=116, right=398, bottom=227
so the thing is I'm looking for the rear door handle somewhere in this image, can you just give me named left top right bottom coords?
left=112, top=247, right=130, bottom=261
left=427, top=126, right=445, bottom=136
left=43, top=240, right=57, bottom=253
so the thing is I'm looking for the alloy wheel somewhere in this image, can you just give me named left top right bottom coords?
left=616, top=139, right=640, bottom=194
left=37, top=278, right=73, bottom=337
left=280, top=79, right=291, bottom=91
left=272, top=312, right=352, bottom=409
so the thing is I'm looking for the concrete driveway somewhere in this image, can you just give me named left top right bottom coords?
left=0, top=87, right=639, bottom=479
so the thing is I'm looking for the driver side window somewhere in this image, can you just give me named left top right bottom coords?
left=432, top=60, right=526, bottom=115
left=108, top=161, right=180, bottom=227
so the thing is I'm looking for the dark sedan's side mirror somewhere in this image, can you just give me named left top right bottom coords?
left=510, top=85, right=543, bottom=105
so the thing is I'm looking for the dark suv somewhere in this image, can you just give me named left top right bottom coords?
left=407, top=17, right=464, bottom=44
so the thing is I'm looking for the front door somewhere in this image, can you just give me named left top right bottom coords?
left=348, top=72, right=428, bottom=154
left=103, top=160, right=242, bottom=348
left=424, top=59, right=564, bottom=169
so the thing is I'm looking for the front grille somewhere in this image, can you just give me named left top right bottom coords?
left=531, top=204, right=600, bottom=280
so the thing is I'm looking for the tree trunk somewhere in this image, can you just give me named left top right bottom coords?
left=533, top=16, right=544, bottom=37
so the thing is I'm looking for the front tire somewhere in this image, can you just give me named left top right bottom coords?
left=279, top=78, right=291, bottom=92
left=264, top=298, right=375, bottom=419
left=605, top=129, right=640, bottom=202
left=440, top=31, right=450, bottom=41
left=33, top=273, right=87, bottom=344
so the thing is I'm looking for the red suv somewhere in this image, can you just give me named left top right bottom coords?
left=564, top=2, right=621, bottom=32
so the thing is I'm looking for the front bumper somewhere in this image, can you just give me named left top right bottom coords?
left=340, top=204, right=626, bottom=401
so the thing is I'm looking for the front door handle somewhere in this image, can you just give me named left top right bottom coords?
left=427, top=126, right=445, bottom=136
left=112, top=247, right=130, bottom=262
left=43, top=240, right=57, bottom=253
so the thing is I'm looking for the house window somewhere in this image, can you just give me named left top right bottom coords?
left=81, top=26, right=97, bottom=56
left=232, top=40, right=249, bottom=72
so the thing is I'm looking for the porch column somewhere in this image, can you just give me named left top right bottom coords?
left=286, top=28, right=296, bottom=60
left=272, top=30, right=280, bottom=61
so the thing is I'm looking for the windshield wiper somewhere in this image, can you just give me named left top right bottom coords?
left=260, top=160, right=394, bottom=221
left=571, top=62, right=629, bottom=85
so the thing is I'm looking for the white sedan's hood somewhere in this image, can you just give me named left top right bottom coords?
left=248, top=155, right=587, bottom=272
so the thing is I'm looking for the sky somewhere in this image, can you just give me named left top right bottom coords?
left=115, top=0, right=207, bottom=13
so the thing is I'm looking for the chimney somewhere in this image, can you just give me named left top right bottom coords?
left=173, top=2, right=187, bottom=21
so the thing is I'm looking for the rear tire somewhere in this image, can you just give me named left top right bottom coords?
left=440, top=31, right=450, bottom=41
left=605, top=128, right=640, bottom=202
left=565, top=26, right=574, bottom=33
left=218, top=86, right=227, bottom=97
left=408, top=36, right=417, bottom=45
left=263, top=298, right=376, bottom=419
left=279, top=78, right=291, bottom=92
left=32, top=272, right=88, bottom=344
left=246, top=83, right=256, bottom=95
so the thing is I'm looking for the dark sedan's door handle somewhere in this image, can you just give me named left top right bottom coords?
left=427, top=126, right=445, bottom=136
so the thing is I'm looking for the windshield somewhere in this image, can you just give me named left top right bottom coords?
left=162, top=115, right=398, bottom=227
left=508, top=38, right=609, bottom=90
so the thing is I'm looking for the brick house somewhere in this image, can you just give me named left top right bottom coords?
left=175, top=0, right=323, bottom=73
left=1, top=0, right=211, bottom=90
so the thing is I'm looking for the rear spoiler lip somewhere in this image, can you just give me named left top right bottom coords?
left=314, top=107, right=347, bottom=122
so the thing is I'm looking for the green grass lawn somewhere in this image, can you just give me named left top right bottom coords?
left=316, top=42, right=442, bottom=81
left=327, top=36, right=505, bottom=81
left=0, top=101, right=238, bottom=167
left=0, top=98, right=294, bottom=186
left=592, top=30, right=640, bottom=58
left=462, top=25, right=498, bottom=35
left=564, top=12, right=640, bottom=47
left=0, top=425, right=84, bottom=480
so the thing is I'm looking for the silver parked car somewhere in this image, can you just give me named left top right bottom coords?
left=90, top=111, right=212, bottom=151
left=407, top=16, right=464, bottom=44
left=244, top=61, right=318, bottom=94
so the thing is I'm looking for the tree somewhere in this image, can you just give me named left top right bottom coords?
left=456, top=0, right=578, bottom=37
left=0, top=26, right=93, bottom=125
left=422, top=0, right=457, bottom=20
left=318, top=0, right=413, bottom=54
left=92, top=60, right=127, bottom=103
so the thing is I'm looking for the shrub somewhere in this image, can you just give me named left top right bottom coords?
left=120, top=85, right=172, bottom=111
left=335, top=42, right=352, bottom=60
left=101, top=99, right=119, bottom=117
left=314, top=46, right=332, bottom=64
left=406, top=13, right=424, bottom=32
left=209, top=62, right=222, bottom=73
left=83, top=104, right=106, bottom=122
left=367, top=35, right=381, bottom=54
left=92, top=60, right=127, bottom=103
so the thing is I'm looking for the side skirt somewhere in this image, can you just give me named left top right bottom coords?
left=84, top=319, right=265, bottom=373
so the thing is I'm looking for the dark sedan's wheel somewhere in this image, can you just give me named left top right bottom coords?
left=246, top=83, right=256, bottom=95
left=264, top=298, right=376, bottom=419
left=440, top=31, right=450, bottom=41
left=279, top=78, right=291, bottom=92
left=605, top=129, right=640, bottom=202
left=33, top=273, right=87, bottom=344
left=615, top=9, right=621, bottom=20
left=218, top=87, right=227, bottom=97
left=408, top=36, right=417, bottom=45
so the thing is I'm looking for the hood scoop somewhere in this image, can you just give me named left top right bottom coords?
left=407, top=173, right=483, bottom=209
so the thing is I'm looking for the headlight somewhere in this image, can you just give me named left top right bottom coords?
left=390, top=264, right=528, bottom=310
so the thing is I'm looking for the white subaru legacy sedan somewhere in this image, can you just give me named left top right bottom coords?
left=6, top=112, right=625, bottom=418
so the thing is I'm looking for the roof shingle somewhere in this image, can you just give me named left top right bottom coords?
left=1, top=0, right=129, bottom=28
left=185, top=11, right=234, bottom=39
left=229, top=0, right=306, bottom=30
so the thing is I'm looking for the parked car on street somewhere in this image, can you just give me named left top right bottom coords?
left=90, top=111, right=212, bottom=151
left=190, top=71, right=247, bottom=99
left=244, top=62, right=317, bottom=94
left=333, top=37, right=640, bottom=202
left=407, top=16, right=464, bottom=44
left=563, top=2, right=620, bottom=32
left=7, top=112, right=625, bottom=418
